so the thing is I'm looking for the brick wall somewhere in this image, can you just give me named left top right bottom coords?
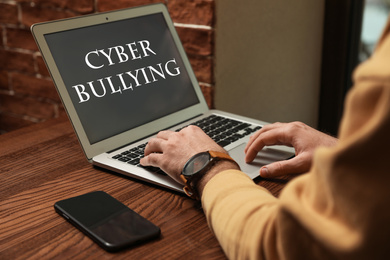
left=0, top=0, right=215, bottom=133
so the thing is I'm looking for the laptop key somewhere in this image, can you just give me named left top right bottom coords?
left=118, top=157, right=130, bottom=162
left=127, top=158, right=140, bottom=165
left=233, top=123, right=251, bottom=131
left=125, top=153, right=139, bottom=159
left=112, top=154, right=122, bottom=159
left=217, top=140, right=231, bottom=147
left=121, top=150, right=131, bottom=155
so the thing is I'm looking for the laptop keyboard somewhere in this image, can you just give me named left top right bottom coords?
left=180, top=115, right=261, bottom=147
left=111, top=115, right=262, bottom=175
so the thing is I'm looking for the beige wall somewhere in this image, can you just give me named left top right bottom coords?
left=215, top=0, right=325, bottom=127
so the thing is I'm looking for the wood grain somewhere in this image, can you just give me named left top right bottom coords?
left=0, top=117, right=292, bottom=259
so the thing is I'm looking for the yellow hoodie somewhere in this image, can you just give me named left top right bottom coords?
left=202, top=19, right=390, bottom=260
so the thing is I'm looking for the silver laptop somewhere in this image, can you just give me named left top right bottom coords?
left=31, top=3, right=294, bottom=193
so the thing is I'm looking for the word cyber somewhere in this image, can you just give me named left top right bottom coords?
left=71, top=40, right=181, bottom=103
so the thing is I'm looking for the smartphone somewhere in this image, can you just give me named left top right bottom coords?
left=54, top=191, right=161, bottom=251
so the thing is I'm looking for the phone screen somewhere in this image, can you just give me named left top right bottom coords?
left=54, top=191, right=160, bottom=251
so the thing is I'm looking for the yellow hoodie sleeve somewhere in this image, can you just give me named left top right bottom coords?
left=201, top=19, right=390, bottom=260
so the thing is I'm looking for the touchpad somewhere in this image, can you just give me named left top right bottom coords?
left=228, top=143, right=294, bottom=179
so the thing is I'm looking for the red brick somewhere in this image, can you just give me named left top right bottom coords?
left=42, top=0, right=94, bottom=13
left=0, top=113, right=35, bottom=132
left=0, top=3, right=19, bottom=25
left=97, top=0, right=165, bottom=12
left=0, top=50, right=35, bottom=74
left=199, top=83, right=213, bottom=108
left=27, top=0, right=95, bottom=14
left=175, top=27, right=213, bottom=56
left=188, top=55, right=213, bottom=84
left=6, top=28, right=38, bottom=51
left=11, top=73, right=59, bottom=102
left=0, top=27, right=3, bottom=47
left=167, top=0, right=214, bottom=26
left=0, top=70, right=9, bottom=91
left=35, top=55, right=50, bottom=77
left=68, top=0, right=95, bottom=13
left=0, top=93, right=56, bottom=119
left=20, top=4, right=76, bottom=27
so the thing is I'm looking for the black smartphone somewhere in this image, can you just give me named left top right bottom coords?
left=54, top=191, right=161, bottom=252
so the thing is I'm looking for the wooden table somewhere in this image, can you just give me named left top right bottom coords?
left=0, top=117, right=290, bottom=259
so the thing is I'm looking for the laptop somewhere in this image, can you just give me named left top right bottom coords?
left=31, top=3, right=294, bottom=193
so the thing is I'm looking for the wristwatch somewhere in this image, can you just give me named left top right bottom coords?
left=180, top=150, right=239, bottom=199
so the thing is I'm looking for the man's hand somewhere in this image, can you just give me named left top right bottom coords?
left=245, top=122, right=338, bottom=178
left=140, top=125, right=226, bottom=184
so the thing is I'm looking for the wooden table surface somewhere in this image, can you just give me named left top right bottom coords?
left=0, top=117, right=291, bottom=259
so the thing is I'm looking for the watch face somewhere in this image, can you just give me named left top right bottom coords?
left=182, top=152, right=211, bottom=177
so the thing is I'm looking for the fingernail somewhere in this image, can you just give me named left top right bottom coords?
left=139, top=158, right=145, bottom=166
left=260, top=167, right=269, bottom=178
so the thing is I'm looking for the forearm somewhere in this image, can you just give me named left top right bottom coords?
left=201, top=170, right=279, bottom=259
left=196, top=160, right=240, bottom=197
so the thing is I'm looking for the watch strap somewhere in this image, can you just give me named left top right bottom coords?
left=208, top=150, right=235, bottom=160
left=180, top=175, right=198, bottom=199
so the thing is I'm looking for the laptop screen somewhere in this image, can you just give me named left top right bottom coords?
left=44, top=13, right=199, bottom=144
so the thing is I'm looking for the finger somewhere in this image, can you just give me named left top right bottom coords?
left=245, top=129, right=265, bottom=154
left=245, top=140, right=266, bottom=163
left=259, top=155, right=309, bottom=178
left=245, top=126, right=294, bottom=163
left=245, top=129, right=283, bottom=162
left=140, top=154, right=184, bottom=184
left=139, top=152, right=161, bottom=167
left=245, top=123, right=284, bottom=153
left=144, top=137, right=164, bottom=156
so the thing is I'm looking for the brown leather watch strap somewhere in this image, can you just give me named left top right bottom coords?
left=209, top=150, right=236, bottom=160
